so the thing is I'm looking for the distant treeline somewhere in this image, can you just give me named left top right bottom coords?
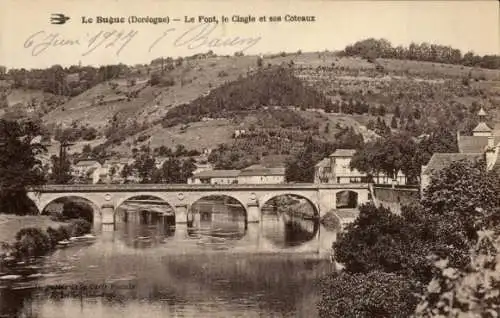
left=161, top=66, right=334, bottom=127
left=341, top=38, right=500, bottom=70
left=2, top=64, right=129, bottom=96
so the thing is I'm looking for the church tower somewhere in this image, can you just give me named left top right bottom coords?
left=472, top=107, right=493, bottom=137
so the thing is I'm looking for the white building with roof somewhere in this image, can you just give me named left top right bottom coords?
left=188, top=170, right=240, bottom=185
left=187, top=164, right=286, bottom=185
left=72, top=159, right=102, bottom=180
left=237, top=164, right=286, bottom=184
left=314, top=149, right=406, bottom=185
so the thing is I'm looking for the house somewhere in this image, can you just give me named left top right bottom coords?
left=314, top=149, right=406, bottom=185
left=72, top=159, right=102, bottom=180
left=188, top=170, right=240, bottom=185
left=155, top=156, right=170, bottom=169
left=421, top=107, right=500, bottom=192
left=192, top=162, right=213, bottom=175
left=237, top=164, right=286, bottom=184
left=100, top=158, right=134, bottom=183
left=233, top=129, right=246, bottom=138
left=187, top=164, right=286, bottom=185
left=92, top=166, right=111, bottom=184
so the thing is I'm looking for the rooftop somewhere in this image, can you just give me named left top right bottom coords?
left=239, top=165, right=286, bottom=176
left=472, top=122, right=493, bottom=133
left=192, top=170, right=241, bottom=178
left=105, top=158, right=130, bottom=165
left=75, top=160, right=101, bottom=167
left=329, top=149, right=357, bottom=157
left=315, top=158, right=330, bottom=168
left=422, top=153, right=484, bottom=175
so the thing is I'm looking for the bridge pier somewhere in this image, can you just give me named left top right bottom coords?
left=175, top=204, right=188, bottom=224
left=101, top=204, right=115, bottom=231
left=247, top=203, right=260, bottom=223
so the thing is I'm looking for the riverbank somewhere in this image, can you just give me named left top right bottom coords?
left=0, top=214, right=65, bottom=247
left=0, top=215, right=92, bottom=272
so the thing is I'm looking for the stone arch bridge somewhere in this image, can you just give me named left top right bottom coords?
left=27, top=183, right=370, bottom=230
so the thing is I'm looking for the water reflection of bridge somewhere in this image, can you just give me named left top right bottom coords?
left=117, top=200, right=174, bottom=224
left=115, top=197, right=320, bottom=249
left=261, top=207, right=319, bottom=247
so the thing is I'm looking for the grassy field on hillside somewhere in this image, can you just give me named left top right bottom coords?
left=3, top=52, right=500, bottom=161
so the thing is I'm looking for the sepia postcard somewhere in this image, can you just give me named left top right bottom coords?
left=0, top=0, right=499, bottom=317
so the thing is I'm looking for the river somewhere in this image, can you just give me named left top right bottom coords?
left=0, top=202, right=338, bottom=318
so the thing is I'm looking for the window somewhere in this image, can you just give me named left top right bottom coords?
left=323, top=167, right=331, bottom=173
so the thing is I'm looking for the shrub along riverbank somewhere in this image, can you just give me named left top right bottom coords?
left=0, top=218, right=92, bottom=268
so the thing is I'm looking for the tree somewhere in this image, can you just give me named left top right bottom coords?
left=174, top=144, right=187, bottom=157
left=108, top=166, right=117, bottom=182
left=414, top=230, right=500, bottom=317
left=61, top=200, right=93, bottom=223
left=378, top=105, right=386, bottom=116
left=390, top=116, right=398, bottom=129
left=318, top=271, right=419, bottom=318
left=149, top=72, right=161, bottom=86
left=82, top=144, right=92, bottom=154
left=180, top=158, right=196, bottom=183
left=324, top=123, right=330, bottom=134
left=326, top=161, right=500, bottom=316
left=394, top=105, right=401, bottom=118
left=333, top=203, right=435, bottom=282
left=421, top=159, right=500, bottom=247
left=48, top=154, right=72, bottom=184
left=132, top=150, right=156, bottom=183
left=0, top=120, right=46, bottom=214
left=159, top=157, right=182, bottom=183
left=121, top=164, right=133, bottom=182
left=285, top=137, right=315, bottom=182
left=351, top=132, right=418, bottom=182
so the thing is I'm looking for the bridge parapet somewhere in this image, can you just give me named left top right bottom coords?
left=28, top=183, right=370, bottom=192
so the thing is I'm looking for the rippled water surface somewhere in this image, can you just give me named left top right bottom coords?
left=0, top=202, right=338, bottom=318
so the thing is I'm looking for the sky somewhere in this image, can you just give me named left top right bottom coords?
left=1, top=0, right=499, bottom=69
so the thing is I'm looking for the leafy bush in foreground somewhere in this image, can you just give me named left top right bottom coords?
left=413, top=230, right=500, bottom=317
left=69, top=219, right=92, bottom=237
left=13, top=227, right=51, bottom=258
left=4, top=220, right=92, bottom=260
left=317, top=271, right=420, bottom=318
left=46, top=225, right=71, bottom=247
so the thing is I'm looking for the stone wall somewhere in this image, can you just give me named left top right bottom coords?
left=370, top=185, right=420, bottom=214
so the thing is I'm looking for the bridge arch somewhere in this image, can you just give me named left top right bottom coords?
left=259, top=193, right=320, bottom=248
left=259, top=192, right=319, bottom=217
left=187, top=194, right=248, bottom=226
left=115, top=193, right=173, bottom=211
left=114, top=194, right=176, bottom=225
left=335, top=190, right=359, bottom=209
left=39, top=195, right=102, bottom=227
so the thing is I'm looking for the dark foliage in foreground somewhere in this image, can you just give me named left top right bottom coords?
left=0, top=119, right=46, bottom=214
left=3, top=219, right=92, bottom=260
left=317, top=271, right=420, bottom=318
left=320, top=160, right=500, bottom=316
